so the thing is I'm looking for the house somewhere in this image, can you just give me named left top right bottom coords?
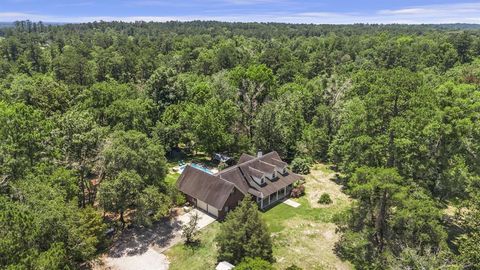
left=176, top=151, right=303, bottom=219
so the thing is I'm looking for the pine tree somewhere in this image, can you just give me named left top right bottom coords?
left=215, top=196, right=273, bottom=264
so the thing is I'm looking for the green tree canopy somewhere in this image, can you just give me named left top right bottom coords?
left=216, top=196, right=273, bottom=265
left=336, top=167, right=448, bottom=268
left=102, top=130, right=167, bottom=188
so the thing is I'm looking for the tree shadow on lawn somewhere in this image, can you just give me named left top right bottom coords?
left=108, top=217, right=184, bottom=258
left=333, top=173, right=349, bottom=190
left=183, top=239, right=202, bottom=252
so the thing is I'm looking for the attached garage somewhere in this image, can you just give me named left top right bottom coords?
left=196, top=199, right=219, bottom=217
left=177, top=165, right=240, bottom=220
left=197, top=199, right=208, bottom=212
left=208, top=206, right=218, bottom=217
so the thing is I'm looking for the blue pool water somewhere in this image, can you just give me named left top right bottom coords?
left=179, top=163, right=214, bottom=175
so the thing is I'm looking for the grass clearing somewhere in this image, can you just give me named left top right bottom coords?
left=166, top=164, right=353, bottom=270
left=165, top=172, right=180, bottom=186
left=304, top=166, right=351, bottom=210
left=165, top=223, right=219, bottom=270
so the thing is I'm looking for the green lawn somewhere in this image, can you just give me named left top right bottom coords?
left=166, top=165, right=353, bottom=270
left=165, top=172, right=180, bottom=186
left=262, top=196, right=343, bottom=233
left=165, top=223, right=220, bottom=270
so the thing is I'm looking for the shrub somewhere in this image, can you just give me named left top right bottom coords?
left=168, top=185, right=186, bottom=206
left=234, top=257, right=274, bottom=270
left=318, top=193, right=333, bottom=204
left=290, top=184, right=305, bottom=198
left=291, top=158, right=311, bottom=174
left=286, top=264, right=303, bottom=270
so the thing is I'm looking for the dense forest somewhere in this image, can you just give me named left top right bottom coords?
left=0, top=21, right=479, bottom=269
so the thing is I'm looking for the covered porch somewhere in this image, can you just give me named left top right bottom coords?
left=256, top=183, right=293, bottom=210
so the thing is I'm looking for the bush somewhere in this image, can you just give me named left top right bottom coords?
left=286, top=264, right=303, bottom=270
left=234, top=257, right=274, bottom=270
left=290, top=184, right=305, bottom=198
left=168, top=185, right=186, bottom=206
left=291, top=158, right=311, bottom=174
left=318, top=193, right=333, bottom=204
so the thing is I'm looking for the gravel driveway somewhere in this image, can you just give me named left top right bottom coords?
left=101, top=209, right=216, bottom=270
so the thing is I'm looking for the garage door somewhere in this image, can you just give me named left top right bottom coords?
left=197, top=200, right=208, bottom=212
left=208, top=206, right=218, bottom=217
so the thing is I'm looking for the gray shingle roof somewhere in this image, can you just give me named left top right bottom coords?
left=177, top=152, right=303, bottom=207
left=176, top=165, right=235, bottom=209
left=217, top=151, right=302, bottom=197
left=238, top=153, right=255, bottom=164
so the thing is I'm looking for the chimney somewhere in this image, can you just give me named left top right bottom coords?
left=257, top=151, right=263, bottom=158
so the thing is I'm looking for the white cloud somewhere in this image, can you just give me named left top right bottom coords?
left=225, top=0, right=281, bottom=5
left=375, top=2, right=480, bottom=24
left=379, top=2, right=480, bottom=15
left=3, top=2, right=480, bottom=24
left=126, top=0, right=285, bottom=7
left=378, top=8, right=426, bottom=15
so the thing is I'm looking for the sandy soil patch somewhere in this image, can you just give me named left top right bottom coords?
left=304, top=165, right=351, bottom=209
left=105, top=249, right=169, bottom=270
left=97, top=209, right=216, bottom=270
left=273, top=219, right=351, bottom=270
left=270, top=165, right=353, bottom=270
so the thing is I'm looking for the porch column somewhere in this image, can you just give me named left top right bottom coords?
left=268, top=194, right=270, bottom=205
left=276, top=190, right=278, bottom=201
left=260, top=196, right=263, bottom=209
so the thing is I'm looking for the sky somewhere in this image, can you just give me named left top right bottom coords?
left=1, top=0, right=480, bottom=24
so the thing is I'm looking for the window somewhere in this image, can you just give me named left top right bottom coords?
left=224, top=206, right=229, bottom=211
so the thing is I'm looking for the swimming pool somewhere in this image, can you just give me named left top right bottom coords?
left=179, top=163, right=214, bottom=175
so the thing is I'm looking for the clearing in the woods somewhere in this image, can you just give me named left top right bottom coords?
left=165, top=163, right=353, bottom=270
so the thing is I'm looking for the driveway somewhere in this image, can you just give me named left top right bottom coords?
left=101, top=209, right=216, bottom=270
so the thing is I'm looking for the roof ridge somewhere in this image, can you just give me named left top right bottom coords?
left=248, top=166, right=265, bottom=175
left=258, top=160, right=276, bottom=169
left=271, top=157, right=287, bottom=165
left=218, top=173, right=246, bottom=195
left=217, top=151, right=276, bottom=175
left=187, top=165, right=234, bottom=187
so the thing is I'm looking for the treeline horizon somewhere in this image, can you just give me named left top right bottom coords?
left=2, top=20, right=480, bottom=34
